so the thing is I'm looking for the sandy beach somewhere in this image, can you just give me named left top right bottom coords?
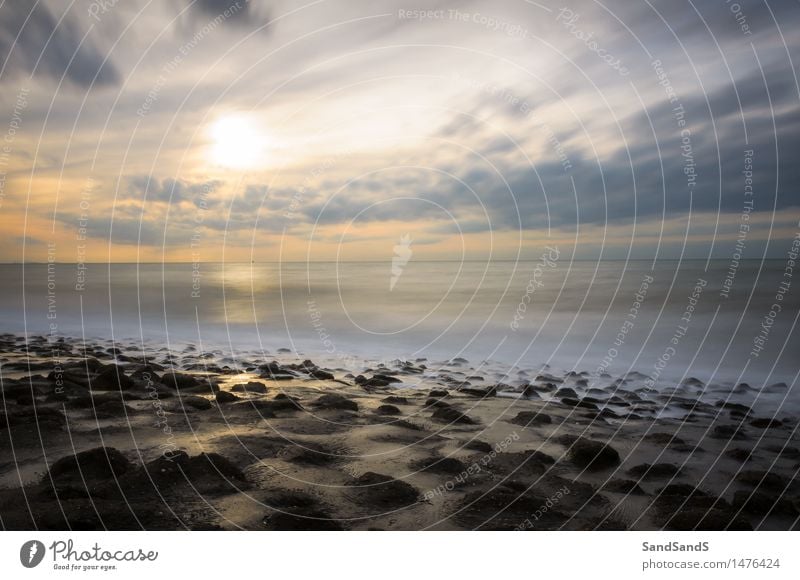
left=1, top=333, right=797, bottom=531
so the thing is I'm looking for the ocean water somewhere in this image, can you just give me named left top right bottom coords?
left=0, top=260, right=797, bottom=391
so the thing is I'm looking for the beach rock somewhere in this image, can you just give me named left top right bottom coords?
left=521, top=385, right=542, bottom=399
left=428, top=389, right=449, bottom=398
left=764, top=382, right=788, bottom=393
left=92, top=399, right=135, bottom=417
left=644, top=432, right=687, bottom=446
left=1, top=407, right=65, bottom=430
left=454, top=482, right=568, bottom=530
left=733, top=490, right=799, bottom=517
left=345, top=472, right=419, bottom=509
left=483, top=450, right=555, bottom=478
left=92, top=364, right=135, bottom=390
left=566, top=438, right=620, bottom=470
left=627, top=463, right=682, bottom=479
left=663, top=508, right=752, bottom=531
left=681, top=377, right=705, bottom=388
left=510, top=411, right=552, bottom=426
left=432, top=405, right=475, bottom=425
left=230, top=382, right=268, bottom=394
left=144, top=451, right=246, bottom=486
left=710, top=424, right=748, bottom=440
left=603, top=479, right=646, bottom=495
left=715, top=401, right=752, bottom=415
left=424, top=397, right=451, bottom=409
left=160, top=372, right=201, bottom=390
left=182, top=395, right=212, bottom=410
left=560, top=397, right=599, bottom=411
left=555, top=387, right=578, bottom=398
left=725, top=448, right=753, bottom=463
left=261, top=491, right=343, bottom=531
left=382, top=395, right=409, bottom=405
left=460, top=386, right=496, bottom=398
left=308, top=368, right=334, bottom=380
left=412, top=456, right=465, bottom=475
left=373, top=373, right=401, bottom=383
left=464, top=440, right=493, bottom=453
left=533, top=382, right=557, bottom=392
left=314, top=393, right=358, bottom=412
left=750, top=418, right=783, bottom=429
left=375, top=404, right=401, bottom=416
left=735, top=470, right=791, bottom=492
left=362, top=377, right=389, bottom=387
left=281, top=441, right=347, bottom=466
left=215, top=391, right=239, bottom=403
left=652, top=485, right=750, bottom=530
left=47, top=447, right=131, bottom=482
left=765, top=445, right=800, bottom=461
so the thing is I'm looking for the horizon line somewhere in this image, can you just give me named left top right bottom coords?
left=0, top=258, right=787, bottom=265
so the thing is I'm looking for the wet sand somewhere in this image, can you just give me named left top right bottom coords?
left=1, top=334, right=798, bottom=530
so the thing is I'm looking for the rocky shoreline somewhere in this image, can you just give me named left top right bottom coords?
left=1, top=333, right=798, bottom=530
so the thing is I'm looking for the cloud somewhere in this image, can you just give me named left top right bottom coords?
left=0, top=1, right=119, bottom=87
left=125, top=176, right=222, bottom=206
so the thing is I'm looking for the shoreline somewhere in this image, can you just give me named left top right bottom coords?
left=1, top=334, right=798, bottom=530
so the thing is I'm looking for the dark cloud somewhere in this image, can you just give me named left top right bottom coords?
left=183, top=0, right=270, bottom=29
left=0, top=1, right=119, bottom=87
left=125, top=176, right=222, bottom=206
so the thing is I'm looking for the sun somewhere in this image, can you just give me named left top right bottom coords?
left=209, top=115, right=269, bottom=169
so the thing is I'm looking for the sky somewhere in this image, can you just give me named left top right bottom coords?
left=0, top=0, right=798, bottom=262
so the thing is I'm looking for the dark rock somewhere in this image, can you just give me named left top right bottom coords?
left=345, top=472, right=419, bottom=509
left=710, top=424, right=748, bottom=440
left=560, top=397, right=599, bottom=410
left=381, top=395, right=409, bottom=405
left=567, top=437, right=620, bottom=470
left=308, top=369, right=334, bottom=380
left=160, top=372, right=200, bottom=390
left=644, top=432, right=687, bottom=446
left=375, top=404, right=401, bottom=416
left=627, top=463, right=682, bottom=479
left=725, top=448, right=752, bottom=463
left=362, top=377, right=389, bottom=388
left=411, top=456, right=465, bottom=475
left=1, top=407, right=65, bottom=430
left=373, top=374, right=401, bottom=383
left=750, top=418, right=783, bottom=429
left=460, top=386, right=496, bottom=398
left=47, top=447, right=131, bottom=482
left=733, top=490, right=799, bottom=517
left=424, top=397, right=451, bottom=408
left=603, top=479, right=646, bottom=495
left=215, top=391, right=239, bottom=403
left=555, top=387, right=578, bottom=398
left=230, top=382, right=268, bottom=394
left=182, top=395, right=212, bottom=410
left=432, top=405, right=475, bottom=425
left=314, top=394, right=358, bottom=412
left=715, top=401, right=752, bottom=415
left=521, top=385, right=542, bottom=399
left=510, top=411, right=552, bottom=426
left=735, top=470, right=790, bottom=492
left=464, top=440, right=493, bottom=453
left=92, top=364, right=135, bottom=390
left=428, top=389, right=449, bottom=398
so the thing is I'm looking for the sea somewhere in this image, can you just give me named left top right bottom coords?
left=0, top=259, right=797, bottom=395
